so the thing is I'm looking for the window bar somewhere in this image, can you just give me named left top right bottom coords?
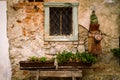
left=60, top=11, right=62, bottom=35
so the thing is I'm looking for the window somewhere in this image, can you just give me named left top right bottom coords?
left=28, top=0, right=43, bottom=2
left=44, top=2, right=79, bottom=41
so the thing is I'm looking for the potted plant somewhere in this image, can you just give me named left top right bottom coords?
left=56, top=51, right=78, bottom=66
left=20, top=51, right=97, bottom=69
left=39, top=57, right=47, bottom=63
left=111, top=48, right=120, bottom=65
left=80, top=52, right=97, bottom=66
left=56, top=51, right=97, bottom=67
left=19, top=56, right=55, bottom=69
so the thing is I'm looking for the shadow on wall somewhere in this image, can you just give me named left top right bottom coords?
left=118, top=15, right=120, bottom=47
left=117, top=14, right=120, bottom=48
left=116, top=0, right=120, bottom=47
left=118, top=14, right=120, bottom=48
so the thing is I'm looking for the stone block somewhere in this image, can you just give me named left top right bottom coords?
left=44, top=42, right=49, bottom=45
left=79, top=41, right=84, bottom=45
left=73, top=42, right=79, bottom=45
left=77, top=45, right=85, bottom=53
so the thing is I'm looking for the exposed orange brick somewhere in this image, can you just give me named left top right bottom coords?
left=26, top=6, right=34, bottom=9
left=26, top=13, right=35, bottom=17
left=34, top=2, right=43, bottom=5
left=26, top=9, right=34, bottom=13
left=34, top=22, right=38, bottom=26
left=18, top=3, right=26, bottom=6
left=23, top=71, right=29, bottom=75
left=22, top=28, right=27, bottom=36
left=23, top=19, right=29, bottom=24
left=26, top=3, right=34, bottom=6
left=37, top=9, right=43, bottom=13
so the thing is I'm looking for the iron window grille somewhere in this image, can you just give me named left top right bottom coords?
left=50, top=7, right=72, bottom=36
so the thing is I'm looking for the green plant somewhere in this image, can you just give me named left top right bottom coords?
left=56, top=51, right=74, bottom=63
left=56, top=51, right=97, bottom=64
left=111, top=48, right=120, bottom=58
left=28, top=56, right=38, bottom=62
left=75, top=52, right=82, bottom=62
left=39, top=57, right=47, bottom=63
left=81, top=52, right=97, bottom=63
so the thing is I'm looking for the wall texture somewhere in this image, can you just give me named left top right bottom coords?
left=7, top=0, right=120, bottom=80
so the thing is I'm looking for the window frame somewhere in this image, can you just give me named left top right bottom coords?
left=44, top=2, right=79, bottom=41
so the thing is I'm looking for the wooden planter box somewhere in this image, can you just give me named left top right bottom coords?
left=19, top=61, right=92, bottom=70
left=58, top=62, right=92, bottom=67
left=19, top=61, right=55, bottom=70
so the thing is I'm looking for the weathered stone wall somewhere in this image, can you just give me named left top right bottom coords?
left=7, top=0, right=120, bottom=80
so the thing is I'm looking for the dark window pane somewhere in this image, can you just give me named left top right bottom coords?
left=28, top=0, right=34, bottom=2
left=62, top=7, right=72, bottom=35
left=36, top=0, right=44, bottom=2
left=50, top=7, right=60, bottom=36
left=28, top=0, right=43, bottom=2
